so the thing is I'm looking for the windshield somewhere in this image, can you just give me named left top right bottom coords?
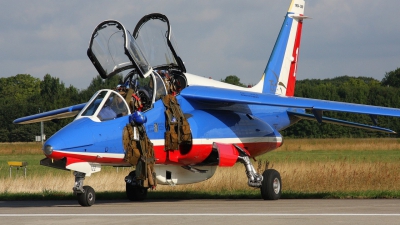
left=97, top=92, right=129, bottom=121
left=81, top=91, right=108, bottom=117
left=79, top=90, right=129, bottom=121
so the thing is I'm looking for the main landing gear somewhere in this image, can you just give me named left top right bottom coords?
left=260, top=169, right=281, bottom=200
left=125, top=170, right=148, bottom=201
left=73, top=172, right=96, bottom=206
left=235, top=145, right=282, bottom=200
left=72, top=170, right=149, bottom=207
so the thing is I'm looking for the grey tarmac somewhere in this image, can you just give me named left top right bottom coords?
left=0, top=199, right=399, bottom=225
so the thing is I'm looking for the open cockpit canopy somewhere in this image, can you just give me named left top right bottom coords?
left=86, top=15, right=187, bottom=113
left=133, top=13, right=186, bottom=73
left=87, top=20, right=153, bottom=79
left=87, top=14, right=186, bottom=81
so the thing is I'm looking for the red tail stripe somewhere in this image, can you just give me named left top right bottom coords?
left=286, top=19, right=303, bottom=96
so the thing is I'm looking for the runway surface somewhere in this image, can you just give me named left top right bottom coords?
left=1, top=199, right=399, bottom=224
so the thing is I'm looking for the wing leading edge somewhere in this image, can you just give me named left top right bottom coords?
left=13, top=103, right=87, bottom=124
left=180, top=86, right=400, bottom=132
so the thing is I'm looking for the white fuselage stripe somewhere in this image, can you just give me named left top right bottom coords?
left=1, top=214, right=399, bottom=217
left=53, top=137, right=282, bottom=159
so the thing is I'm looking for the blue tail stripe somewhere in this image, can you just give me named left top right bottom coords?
left=262, top=13, right=294, bottom=94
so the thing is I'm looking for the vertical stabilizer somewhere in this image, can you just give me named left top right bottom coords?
left=253, top=0, right=308, bottom=96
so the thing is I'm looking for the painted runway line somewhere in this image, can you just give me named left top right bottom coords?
left=1, top=214, right=400, bottom=217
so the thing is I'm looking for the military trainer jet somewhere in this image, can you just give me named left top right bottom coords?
left=14, top=0, right=400, bottom=206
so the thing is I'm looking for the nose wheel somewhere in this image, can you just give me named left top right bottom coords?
left=77, top=185, right=96, bottom=206
left=73, top=171, right=96, bottom=206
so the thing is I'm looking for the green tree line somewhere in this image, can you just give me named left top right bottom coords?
left=0, top=74, right=121, bottom=142
left=1, top=67, right=400, bottom=142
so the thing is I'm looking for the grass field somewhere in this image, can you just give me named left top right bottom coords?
left=0, top=139, right=400, bottom=199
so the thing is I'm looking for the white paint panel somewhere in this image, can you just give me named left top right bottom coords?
left=276, top=19, right=299, bottom=96
left=155, top=165, right=217, bottom=185
left=66, top=162, right=101, bottom=177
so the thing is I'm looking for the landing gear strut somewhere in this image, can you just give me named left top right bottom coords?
left=235, top=145, right=282, bottom=200
left=237, top=154, right=263, bottom=187
left=73, top=171, right=96, bottom=206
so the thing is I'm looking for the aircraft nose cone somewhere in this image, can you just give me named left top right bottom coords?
left=43, top=144, right=53, bottom=155
left=44, top=118, right=94, bottom=153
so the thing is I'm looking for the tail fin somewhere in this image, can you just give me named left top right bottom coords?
left=253, top=0, right=308, bottom=96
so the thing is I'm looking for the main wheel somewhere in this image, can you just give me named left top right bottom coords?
left=260, top=169, right=282, bottom=200
left=126, top=171, right=148, bottom=201
left=77, top=185, right=96, bottom=206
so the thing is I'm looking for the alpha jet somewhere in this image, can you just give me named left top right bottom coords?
left=14, top=0, right=400, bottom=206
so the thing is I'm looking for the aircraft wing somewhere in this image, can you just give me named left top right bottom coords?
left=13, top=103, right=87, bottom=124
left=180, top=86, right=400, bottom=118
left=287, top=110, right=396, bottom=133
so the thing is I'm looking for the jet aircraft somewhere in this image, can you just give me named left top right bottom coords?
left=14, top=0, right=400, bottom=206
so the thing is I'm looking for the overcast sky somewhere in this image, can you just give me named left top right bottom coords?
left=1, top=0, right=399, bottom=90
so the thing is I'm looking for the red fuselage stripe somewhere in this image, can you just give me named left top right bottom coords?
left=48, top=141, right=282, bottom=166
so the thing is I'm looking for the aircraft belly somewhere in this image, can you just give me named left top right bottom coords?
left=155, top=165, right=217, bottom=185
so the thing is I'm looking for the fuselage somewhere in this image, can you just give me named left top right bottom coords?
left=43, top=74, right=293, bottom=167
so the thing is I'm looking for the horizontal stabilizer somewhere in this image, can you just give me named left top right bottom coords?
left=287, top=110, right=396, bottom=134
left=290, top=15, right=310, bottom=20
left=13, top=103, right=86, bottom=124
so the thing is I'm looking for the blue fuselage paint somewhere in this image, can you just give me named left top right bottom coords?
left=44, top=94, right=293, bottom=157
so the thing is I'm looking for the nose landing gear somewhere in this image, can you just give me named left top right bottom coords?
left=73, top=171, right=96, bottom=206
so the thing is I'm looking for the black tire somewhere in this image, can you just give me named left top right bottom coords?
left=77, top=186, right=96, bottom=207
left=126, top=171, right=148, bottom=201
left=260, top=169, right=282, bottom=200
